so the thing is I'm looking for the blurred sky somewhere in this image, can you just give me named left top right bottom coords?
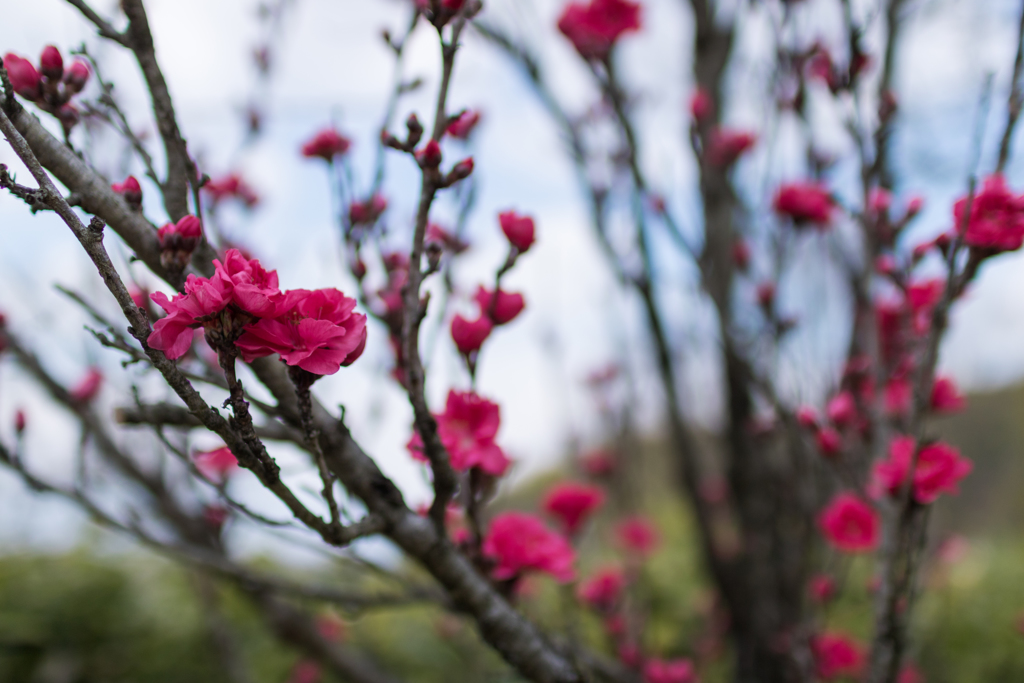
left=3, top=0, right=1024, bottom=559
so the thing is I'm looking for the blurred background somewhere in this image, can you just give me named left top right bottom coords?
left=1, top=0, right=1024, bottom=680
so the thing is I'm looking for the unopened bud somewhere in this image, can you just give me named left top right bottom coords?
left=406, top=113, right=424, bottom=148
left=416, top=139, right=442, bottom=168
left=445, top=157, right=474, bottom=184
left=14, top=409, right=26, bottom=435
left=39, top=45, right=63, bottom=80
left=64, top=59, right=90, bottom=94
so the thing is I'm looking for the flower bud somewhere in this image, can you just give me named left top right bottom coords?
left=39, top=45, right=63, bottom=80
left=451, top=314, right=492, bottom=354
left=445, top=157, right=474, bottom=184
left=447, top=110, right=481, bottom=139
left=498, top=210, right=536, bottom=253
left=112, top=175, right=143, bottom=209
left=157, top=215, right=203, bottom=271
left=406, top=113, right=424, bottom=148
left=14, top=409, right=26, bottom=435
left=3, top=53, right=42, bottom=100
left=416, top=139, right=442, bottom=168
left=63, top=59, right=90, bottom=94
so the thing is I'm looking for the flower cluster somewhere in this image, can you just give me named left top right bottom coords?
left=4, top=46, right=89, bottom=134
left=557, top=0, right=642, bottom=61
left=482, top=512, right=576, bottom=582
left=954, top=174, right=1024, bottom=253
left=869, top=436, right=973, bottom=504
left=148, top=249, right=366, bottom=376
left=407, top=390, right=510, bottom=475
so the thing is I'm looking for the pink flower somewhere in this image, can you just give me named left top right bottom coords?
left=543, top=481, right=606, bottom=534
left=69, top=367, right=103, bottom=403
left=557, top=0, right=641, bottom=61
left=897, top=664, right=925, bottom=683
left=111, top=176, right=142, bottom=204
left=816, top=427, right=842, bottom=457
left=773, top=182, right=834, bottom=227
left=193, top=446, right=239, bottom=481
left=809, top=574, right=836, bottom=604
left=39, top=46, right=63, bottom=80
left=870, top=436, right=973, bottom=504
left=615, top=515, right=660, bottom=556
left=580, top=449, right=616, bottom=476
left=818, top=493, right=879, bottom=553
left=236, top=288, right=367, bottom=375
left=796, top=405, right=819, bottom=429
left=577, top=566, right=625, bottom=611
left=884, top=376, right=912, bottom=416
left=451, top=314, right=493, bottom=354
left=811, top=632, right=865, bottom=681
left=203, top=173, right=259, bottom=208
left=499, top=210, right=537, bottom=253
left=287, top=660, right=321, bottom=683
left=474, top=286, right=525, bottom=325
left=482, top=511, right=576, bottom=582
left=643, top=658, right=697, bottom=683
left=409, top=390, right=511, bottom=475
left=301, top=128, right=351, bottom=160
left=148, top=249, right=285, bottom=358
left=690, top=87, right=713, bottom=122
left=931, top=376, right=966, bottom=413
left=63, top=59, right=90, bottom=93
left=955, top=175, right=1024, bottom=253
left=707, top=128, right=757, bottom=166
left=826, top=391, right=857, bottom=427
left=447, top=110, right=481, bottom=139
left=3, top=53, right=41, bottom=100
left=349, top=195, right=388, bottom=225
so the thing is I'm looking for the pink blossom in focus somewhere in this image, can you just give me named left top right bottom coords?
left=482, top=511, right=576, bottom=582
left=193, top=446, right=239, bottom=481
left=773, top=182, right=834, bottom=227
left=615, top=515, right=660, bottom=556
left=301, top=128, right=351, bottom=161
left=498, top=210, right=536, bottom=252
left=69, top=368, right=103, bottom=403
left=707, top=128, right=757, bottom=167
left=557, top=0, right=642, bottom=61
left=474, top=286, right=525, bottom=325
left=543, top=481, right=606, bottom=534
left=577, top=566, right=626, bottom=611
left=954, top=175, right=1024, bottom=253
left=811, top=631, right=865, bottom=681
left=451, top=314, right=493, bottom=354
left=931, top=376, right=966, bottom=413
left=111, top=176, right=142, bottom=205
left=643, top=658, right=697, bottom=683
left=818, top=493, right=879, bottom=553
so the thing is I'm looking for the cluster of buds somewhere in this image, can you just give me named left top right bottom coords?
left=4, top=47, right=90, bottom=136
left=384, top=114, right=474, bottom=187
left=157, top=215, right=203, bottom=272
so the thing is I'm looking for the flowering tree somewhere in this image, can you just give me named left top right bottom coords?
left=0, top=0, right=1022, bottom=682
